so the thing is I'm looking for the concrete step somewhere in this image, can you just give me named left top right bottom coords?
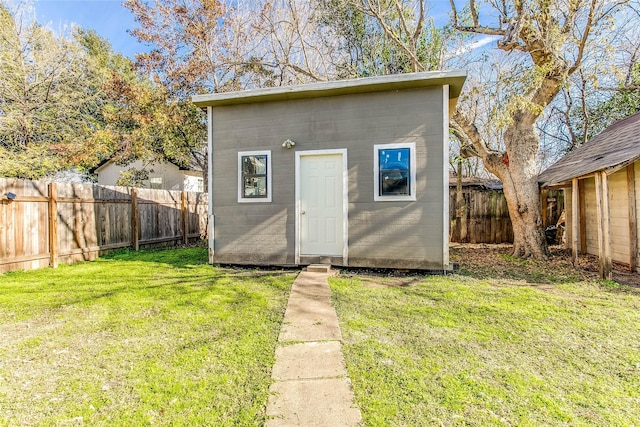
left=306, top=264, right=331, bottom=273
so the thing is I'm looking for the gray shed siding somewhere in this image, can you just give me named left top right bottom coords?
left=209, top=86, right=449, bottom=269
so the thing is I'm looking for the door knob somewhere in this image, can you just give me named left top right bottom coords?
left=301, top=210, right=305, bottom=215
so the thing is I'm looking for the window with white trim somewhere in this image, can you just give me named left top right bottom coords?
left=374, top=143, right=416, bottom=201
left=238, top=150, right=272, bottom=203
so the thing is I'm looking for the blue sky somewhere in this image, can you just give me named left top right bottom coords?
left=31, top=0, right=496, bottom=60
left=34, top=0, right=144, bottom=58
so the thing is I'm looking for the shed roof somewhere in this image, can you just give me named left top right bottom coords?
left=192, top=70, right=466, bottom=108
left=539, top=112, right=640, bottom=187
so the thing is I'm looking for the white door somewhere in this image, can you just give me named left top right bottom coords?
left=299, top=153, right=345, bottom=256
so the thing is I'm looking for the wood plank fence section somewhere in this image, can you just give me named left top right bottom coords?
left=0, top=178, right=208, bottom=273
left=450, top=187, right=564, bottom=244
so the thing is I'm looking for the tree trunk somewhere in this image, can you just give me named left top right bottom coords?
left=501, top=168, right=548, bottom=258
left=500, top=119, right=549, bottom=259
left=453, top=111, right=549, bottom=259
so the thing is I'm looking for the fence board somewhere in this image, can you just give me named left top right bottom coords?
left=0, top=178, right=208, bottom=273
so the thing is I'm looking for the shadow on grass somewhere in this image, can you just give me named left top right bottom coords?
left=101, top=245, right=208, bottom=269
left=1, top=247, right=297, bottom=316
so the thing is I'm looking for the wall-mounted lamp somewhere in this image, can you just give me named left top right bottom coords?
left=4, top=192, right=16, bottom=201
left=282, top=139, right=296, bottom=149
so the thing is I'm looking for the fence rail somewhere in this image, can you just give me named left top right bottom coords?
left=0, top=179, right=208, bottom=273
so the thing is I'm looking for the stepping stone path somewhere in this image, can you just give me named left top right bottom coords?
left=265, top=265, right=363, bottom=426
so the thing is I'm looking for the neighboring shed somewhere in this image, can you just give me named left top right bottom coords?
left=94, top=159, right=204, bottom=191
left=193, top=71, right=466, bottom=270
left=539, top=112, right=640, bottom=278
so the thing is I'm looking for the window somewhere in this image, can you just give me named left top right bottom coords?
left=374, top=143, right=416, bottom=201
left=149, top=177, right=163, bottom=190
left=238, top=150, right=272, bottom=203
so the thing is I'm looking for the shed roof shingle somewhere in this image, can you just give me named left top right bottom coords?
left=539, top=112, right=640, bottom=187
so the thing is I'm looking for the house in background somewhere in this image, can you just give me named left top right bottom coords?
left=193, top=71, right=466, bottom=270
left=93, top=159, right=204, bottom=192
left=539, top=111, right=640, bottom=278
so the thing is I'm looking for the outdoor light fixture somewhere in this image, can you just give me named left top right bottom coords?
left=282, top=139, right=296, bottom=149
left=5, top=192, right=16, bottom=201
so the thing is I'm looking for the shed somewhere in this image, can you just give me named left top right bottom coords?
left=192, top=71, right=466, bottom=270
left=539, top=112, right=640, bottom=278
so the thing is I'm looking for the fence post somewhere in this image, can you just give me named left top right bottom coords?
left=181, top=191, right=188, bottom=245
left=48, top=182, right=58, bottom=268
left=572, top=178, right=579, bottom=266
left=131, top=188, right=139, bottom=251
left=628, top=165, right=637, bottom=272
left=541, top=189, right=548, bottom=227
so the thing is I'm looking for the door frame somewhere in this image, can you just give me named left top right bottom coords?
left=295, top=149, right=349, bottom=265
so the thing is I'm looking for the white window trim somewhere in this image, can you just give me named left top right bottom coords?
left=238, top=150, right=272, bottom=203
left=374, top=142, right=416, bottom=202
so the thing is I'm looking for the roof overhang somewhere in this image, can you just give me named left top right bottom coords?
left=192, top=70, right=466, bottom=108
left=540, top=156, right=640, bottom=188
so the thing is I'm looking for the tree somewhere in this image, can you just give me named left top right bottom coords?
left=124, top=0, right=229, bottom=95
left=449, top=0, right=628, bottom=259
left=537, top=5, right=640, bottom=157
left=125, top=0, right=346, bottom=91
left=316, top=0, right=456, bottom=77
left=124, top=0, right=345, bottom=188
left=115, top=167, right=149, bottom=187
left=76, top=29, right=208, bottom=187
left=0, top=3, right=100, bottom=178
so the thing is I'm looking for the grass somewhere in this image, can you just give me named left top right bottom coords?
left=330, top=264, right=640, bottom=426
left=3, top=245, right=640, bottom=426
left=0, top=247, right=295, bottom=426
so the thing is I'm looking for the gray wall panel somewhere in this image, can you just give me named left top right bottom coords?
left=210, top=86, right=448, bottom=269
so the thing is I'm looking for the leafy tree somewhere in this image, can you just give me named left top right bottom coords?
left=317, top=0, right=455, bottom=77
left=76, top=30, right=207, bottom=186
left=537, top=7, right=640, bottom=156
left=124, top=0, right=229, bottom=95
left=115, top=167, right=150, bottom=187
left=571, top=61, right=640, bottom=142
left=0, top=3, right=206, bottom=184
left=0, top=3, right=100, bottom=178
left=125, top=0, right=345, bottom=91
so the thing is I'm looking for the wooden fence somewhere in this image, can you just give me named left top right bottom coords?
left=0, top=179, right=208, bottom=273
left=2, top=178, right=564, bottom=273
left=450, top=186, right=564, bottom=244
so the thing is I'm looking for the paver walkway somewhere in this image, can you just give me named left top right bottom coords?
left=265, top=267, right=363, bottom=426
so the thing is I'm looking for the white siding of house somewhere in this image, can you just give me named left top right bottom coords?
left=183, top=172, right=204, bottom=192
left=96, top=160, right=202, bottom=191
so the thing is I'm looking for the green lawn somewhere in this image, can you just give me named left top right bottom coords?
left=3, top=246, right=640, bottom=426
left=0, top=248, right=295, bottom=427
left=331, top=253, right=640, bottom=426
